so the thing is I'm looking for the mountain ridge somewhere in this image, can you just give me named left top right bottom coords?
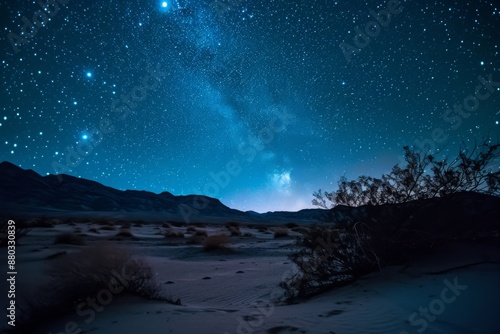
left=0, top=161, right=330, bottom=223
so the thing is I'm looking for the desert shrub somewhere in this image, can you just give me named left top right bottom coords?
left=164, top=229, right=184, bottom=238
left=226, top=221, right=240, bottom=228
left=95, top=219, right=114, bottom=226
left=274, top=227, right=289, bottom=238
left=132, top=220, right=144, bottom=227
left=121, top=222, right=132, bottom=229
left=228, top=226, right=241, bottom=236
left=280, top=224, right=380, bottom=301
left=31, top=216, right=55, bottom=228
left=0, top=219, right=30, bottom=247
left=14, top=243, right=169, bottom=333
left=291, top=227, right=309, bottom=234
left=88, top=226, right=100, bottom=234
left=286, top=223, right=298, bottom=228
left=162, top=222, right=171, bottom=228
left=186, top=226, right=197, bottom=233
left=313, top=141, right=500, bottom=208
left=193, top=229, right=207, bottom=237
left=115, top=228, right=134, bottom=239
left=62, top=218, right=74, bottom=225
left=203, top=234, right=229, bottom=251
left=54, top=232, right=85, bottom=246
left=170, top=221, right=184, bottom=227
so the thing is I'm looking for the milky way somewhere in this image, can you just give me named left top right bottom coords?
left=1, top=0, right=499, bottom=212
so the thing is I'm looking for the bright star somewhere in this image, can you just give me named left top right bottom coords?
left=86, top=72, right=92, bottom=78
left=82, top=134, right=88, bottom=140
left=159, top=1, right=170, bottom=12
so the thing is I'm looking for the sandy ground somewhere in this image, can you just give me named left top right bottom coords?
left=1, top=221, right=499, bottom=334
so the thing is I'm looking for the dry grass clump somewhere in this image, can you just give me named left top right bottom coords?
left=164, top=229, right=184, bottom=238
left=193, top=229, right=208, bottom=237
left=0, top=218, right=30, bottom=247
left=31, top=216, right=55, bottom=228
left=88, top=226, right=100, bottom=234
left=133, top=220, right=144, bottom=227
left=15, top=243, right=169, bottom=333
left=273, top=227, right=289, bottom=238
left=99, top=225, right=116, bottom=231
left=120, top=222, right=132, bottom=229
left=291, top=227, right=310, bottom=234
left=54, top=232, right=85, bottom=245
left=95, top=219, right=114, bottom=226
left=228, top=226, right=241, bottom=236
left=115, top=228, right=135, bottom=239
left=203, top=234, right=229, bottom=251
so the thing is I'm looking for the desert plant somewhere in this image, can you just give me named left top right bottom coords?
left=54, top=232, right=85, bottom=245
left=203, top=234, right=229, bottom=251
left=13, top=243, right=169, bottom=333
left=88, top=226, right=100, bottom=234
left=99, top=225, right=116, bottom=231
left=164, top=229, right=184, bottom=238
left=228, top=226, right=241, bottom=236
left=226, top=221, right=240, bottom=228
left=280, top=225, right=380, bottom=301
left=274, top=227, right=289, bottom=238
left=95, top=219, right=114, bottom=226
left=115, top=228, right=135, bottom=239
left=30, top=216, right=55, bottom=228
left=193, top=229, right=208, bottom=237
left=0, top=219, right=30, bottom=247
left=313, top=141, right=500, bottom=208
left=291, top=227, right=310, bottom=234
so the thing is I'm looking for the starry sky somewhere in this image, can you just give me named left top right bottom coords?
left=1, top=0, right=499, bottom=213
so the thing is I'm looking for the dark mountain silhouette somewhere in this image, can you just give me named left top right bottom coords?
left=0, top=161, right=330, bottom=223
left=2, top=161, right=497, bottom=229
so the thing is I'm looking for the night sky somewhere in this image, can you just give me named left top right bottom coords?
left=1, top=0, right=499, bottom=212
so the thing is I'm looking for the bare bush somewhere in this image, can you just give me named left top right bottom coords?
left=31, top=216, right=55, bottom=228
left=274, top=227, right=289, bottom=238
left=0, top=218, right=30, bottom=247
left=14, top=243, right=169, bottom=333
left=115, top=228, right=135, bottom=239
left=164, top=229, right=184, bottom=238
left=280, top=225, right=380, bottom=301
left=54, top=232, right=85, bottom=245
left=228, top=226, right=241, bottom=236
left=203, top=234, right=229, bottom=251
left=313, top=141, right=499, bottom=208
left=88, top=226, right=100, bottom=234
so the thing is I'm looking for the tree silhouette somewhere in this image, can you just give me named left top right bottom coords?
left=313, top=140, right=499, bottom=208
